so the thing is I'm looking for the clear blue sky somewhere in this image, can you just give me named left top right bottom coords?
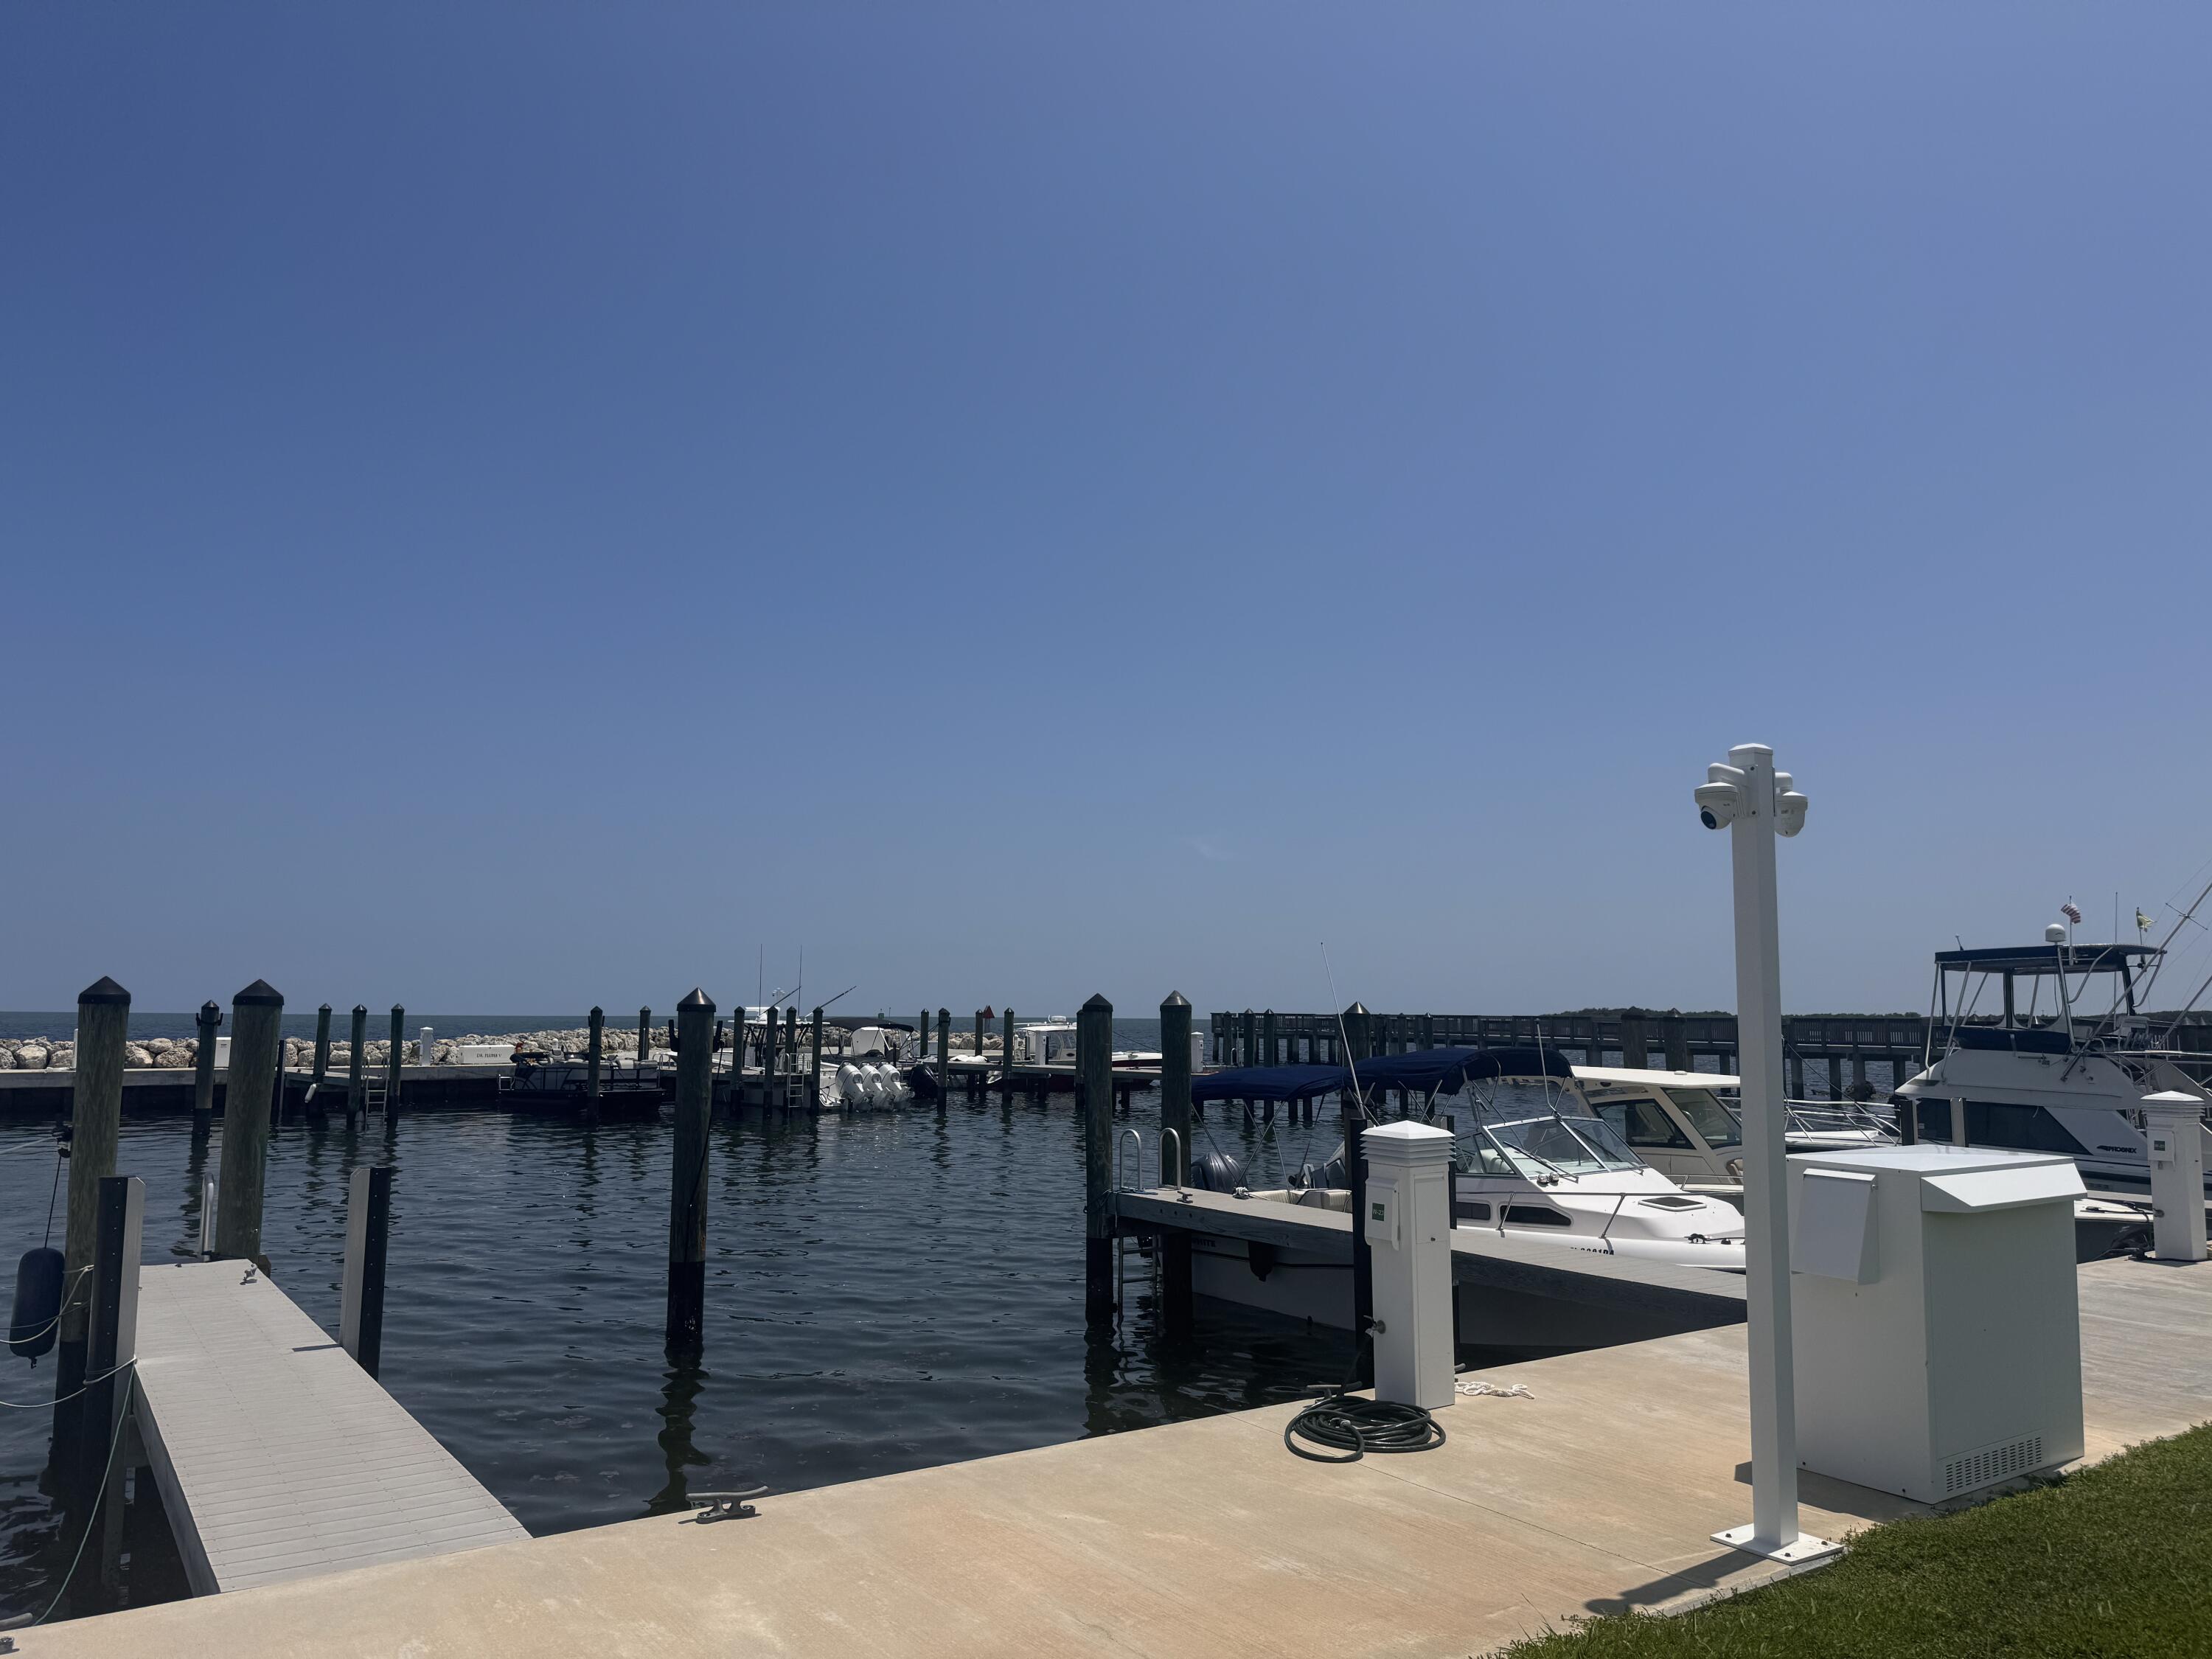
left=6, top=4, right=2209, bottom=1020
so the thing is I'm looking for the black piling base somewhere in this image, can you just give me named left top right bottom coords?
left=664, top=1261, right=706, bottom=1355
left=1084, top=1236, right=1113, bottom=1315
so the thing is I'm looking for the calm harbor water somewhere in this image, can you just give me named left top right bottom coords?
left=0, top=1073, right=1354, bottom=1624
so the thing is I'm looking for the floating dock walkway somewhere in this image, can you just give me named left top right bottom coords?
left=131, top=1261, right=527, bottom=1594
left=31, top=1255, right=2205, bottom=1659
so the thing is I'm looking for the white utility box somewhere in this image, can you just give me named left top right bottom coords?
left=2141, top=1092, right=2208, bottom=1262
left=1361, top=1120, right=1455, bottom=1411
left=1790, top=1145, right=2084, bottom=1504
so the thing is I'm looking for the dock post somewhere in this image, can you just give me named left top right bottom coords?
left=84, top=1173, right=144, bottom=1584
left=638, top=1006, right=653, bottom=1079
left=1001, top=1007, right=1015, bottom=1092
left=55, top=977, right=130, bottom=1458
left=666, top=989, right=716, bottom=1353
left=1158, top=992, right=1193, bottom=1329
left=762, top=1004, right=779, bottom=1108
left=1263, top=1009, right=1277, bottom=1069
left=936, top=1007, right=950, bottom=1102
left=586, top=1007, right=605, bottom=1117
left=1621, top=1010, right=1650, bottom=1071
left=347, top=1004, right=367, bottom=1124
left=1242, top=1008, right=1256, bottom=1068
left=312, top=1003, right=332, bottom=1096
left=341, top=1164, right=394, bottom=1378
left=810, top=1007, right=824, bottom=1109
left=192, top=998, right=223, bottom=1125
left=386, top=1004, right=406, bottom=1113
left=1663, top=1016, right=1692, bottom=1072
left=786, top=1007, right=800, bottom=1107
left=216, top=981, right=284, bottom=1267
left=1079, top=993, right=1114, bottom=1316
left=974, top=1009, right=987, bottom=1094
left=1342, top=1001, right=1374, bottom=1384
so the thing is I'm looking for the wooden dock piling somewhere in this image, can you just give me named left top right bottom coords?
left=1079, top=993, right=1114, bottom=1315
left=785, top=1008, right=799, bottom=1105
left=638, top=1007, right=652, bottom=1074
left=586, top=1006, right=605, bottom=1113
left=667, top=990, right=715, bottom=1352
left=1001, top=1008, right=1014, bottom=1091
left=762, top=1004, right=779, bottom=1107
left=809, top=1007, right=824, bottom=1110
left=341, top=1165, right=394, bottom=1379
left=216, top=981, right=284, bottom=1267
left=311, top=1003, right=333, bottom=1112
left=192, top=999, right=222, bottom=1124
left=347, top=1004, right=367, bottom=1124
left=1158, top=992, right=1193, bottom=1326
left=85, top=1172, right=144, bottom=1576
left=57, top=976, right=130, bottom=1444
left=936, top=1007, right=950, bottom=1101
left=386, top=1004, right=406, bottom=1112
left=1341, top=1000, right=1374, bottom=1382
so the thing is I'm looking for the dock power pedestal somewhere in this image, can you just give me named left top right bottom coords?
left=1361, top=1121, right=1455, bottom=1411
left=1789, top=1145, right=2085, bottom=1505
left=2142, top=1092, right=2208, bottom=1263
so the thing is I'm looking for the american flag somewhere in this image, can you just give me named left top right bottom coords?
left=2060, top=900, right=2083, bottom=925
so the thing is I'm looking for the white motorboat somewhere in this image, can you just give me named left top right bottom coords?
left=1178, top=1046, right=1746, bottom=1335
left=1892, top=928, right=2212, bottom=1201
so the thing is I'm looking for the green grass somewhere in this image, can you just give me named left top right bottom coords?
left=1497, top=1424, right=2212, bottom=1659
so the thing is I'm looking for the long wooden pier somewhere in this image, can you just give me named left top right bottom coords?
left=1208, top=1007, right=2212, bottom=1096
left=33, top=1255, right=2207, bottom=1659
left=131, top=1260, right=528, bottom=1594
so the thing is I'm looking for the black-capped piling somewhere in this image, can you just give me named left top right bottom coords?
left=936, top=1007, right=950, bottom=1101
left=1158, top=992, right=1194, bottom=1327
left=347, top=1004, right=368, bottom=1124
left=586, top=1006, right=605, bottom=1117
left=192, top=999, right=223, bottom=1124
left=1079, top=993, right=1114, bottom=1315
left=1341, top=1000, right=1374, bottom=1383
left=386, top=1004, right=406, bottom=1112
left=809, top=1007, right=824, bottom=1109
left=666, top=989, right=716, bottom=1352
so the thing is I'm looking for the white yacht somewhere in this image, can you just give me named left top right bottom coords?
left=1892, top=928, right=2212, bottom=1200
left=1569, top=1064, right=1892, bottom=1192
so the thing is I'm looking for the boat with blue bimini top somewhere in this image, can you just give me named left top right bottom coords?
left=1891, top=926, right=2212, bottom=1201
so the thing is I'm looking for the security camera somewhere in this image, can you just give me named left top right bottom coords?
left=1775, top=790, right=1809, bottom=838
left=1695, top=781, right=1742, bottom=830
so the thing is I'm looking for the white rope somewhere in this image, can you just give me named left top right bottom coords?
left=0, top=1354, right=135, bottom=1411
left=29, top=1371, right=136, bottom=1624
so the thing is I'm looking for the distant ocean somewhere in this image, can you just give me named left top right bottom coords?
left=1, top=1012, right=1173, bottom=1047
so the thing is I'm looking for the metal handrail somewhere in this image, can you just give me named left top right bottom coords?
left=1114, top=1127, right=1144, bottom=1192
left=1158, top=1127, right=1184, bottom=1191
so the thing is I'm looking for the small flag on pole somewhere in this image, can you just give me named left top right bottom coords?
left=2060, top=900, right=2083, bottom=926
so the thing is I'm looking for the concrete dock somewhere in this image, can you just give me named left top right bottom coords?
left=131, top=1261, right=528, bottom=1595
left=27, top=1255, right=2205, bottom=1659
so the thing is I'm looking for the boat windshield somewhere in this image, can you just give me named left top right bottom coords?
left=1476, top=1111, right=1641, bottom=1178
left=1665, top=1088, right=1742, bottom=1149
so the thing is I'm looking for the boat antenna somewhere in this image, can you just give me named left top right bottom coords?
left=818, top=984, right=857, bottom=1012
left=2132, top=870, right=2212, bottom=1008
left=1321, top=942, right=1364, bottom=1110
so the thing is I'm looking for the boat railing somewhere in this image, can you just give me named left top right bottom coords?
left=1114, top=1127, right=1146, bottom=1193
left=1782, top=1099, right=1898, bottom=1139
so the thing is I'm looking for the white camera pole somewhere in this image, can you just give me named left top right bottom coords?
left=1703, top=742, right=1837, bottom=1565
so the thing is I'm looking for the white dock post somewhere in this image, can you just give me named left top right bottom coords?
left=2143, top=1092, right=2208, bottom=1262
left=1695, top=742, right=1836, bottom=1565
left=1362, top=1119, right=1455, bottom=1411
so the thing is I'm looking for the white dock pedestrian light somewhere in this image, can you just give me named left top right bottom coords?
left=1697, top=744, right=1837, bottom=1565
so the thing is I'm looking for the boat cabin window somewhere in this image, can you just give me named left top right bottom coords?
left=1916, top=1099, right=1952, bottom=1141
left=1454, top=1199, right=1492, bottom=1222
left=1503, top=1204, right=1573, bottom=1227
left=1664, top=1088, right=1742, bottom=1149
left=1964, top=1101, right=2093, bottom=1158
left=1484, top=1111, right=1640, bottom=1178
left=1621, top=1097, right=1692, bottom=1149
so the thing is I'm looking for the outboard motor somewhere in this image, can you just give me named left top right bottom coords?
left=835, top=1062, right=863, bottom=1107
left=10, top=1246, right=64, bottom=1362
left=1189, top=1150, right=1245, bottom=1193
